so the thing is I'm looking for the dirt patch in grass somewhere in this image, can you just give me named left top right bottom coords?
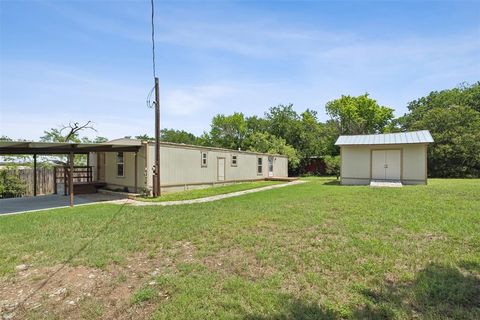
left=203, top=247, right=276, bottom=281
left=0, top=241, right=197, bottom=320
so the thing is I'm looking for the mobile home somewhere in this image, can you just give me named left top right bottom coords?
left=91, top=138, right=289, bottom=193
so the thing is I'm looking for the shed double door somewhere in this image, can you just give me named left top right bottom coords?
left=372, top=150, right=401, bottom=180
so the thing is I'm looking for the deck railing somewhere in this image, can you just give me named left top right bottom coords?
left=54, top=166, right=93, bottom=195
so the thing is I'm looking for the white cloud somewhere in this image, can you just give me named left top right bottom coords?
left=162, top=84, right=235, bottom=116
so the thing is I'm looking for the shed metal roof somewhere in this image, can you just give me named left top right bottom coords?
left=335, top=130, right=433, bottom=146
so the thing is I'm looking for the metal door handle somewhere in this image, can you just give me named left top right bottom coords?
left=384, top=164, right=388, bottom=168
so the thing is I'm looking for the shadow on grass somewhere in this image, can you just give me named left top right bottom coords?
left=243, top=263, right=479, bottom=319
left=323, top=179, right=341, bottom=186
left=355, top=263, right=480, bottom=319
left=244, top=299, right=339, bottom=320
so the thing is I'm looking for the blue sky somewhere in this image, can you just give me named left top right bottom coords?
left=1, top=0, right=479, bottom=140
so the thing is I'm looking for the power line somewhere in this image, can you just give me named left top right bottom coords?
left=150, top=0, right=156, bottom=79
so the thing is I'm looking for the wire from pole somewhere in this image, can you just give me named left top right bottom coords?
left=150, top=0, right=156, bottom=79
left=146, top=85, right=155, bottom=108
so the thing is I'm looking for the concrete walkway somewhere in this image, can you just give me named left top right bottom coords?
left=112, top=180, right=306, bottom=207
left=370, top=180, right=403, bottom=188
left=0, top=181, right=305, bottom=215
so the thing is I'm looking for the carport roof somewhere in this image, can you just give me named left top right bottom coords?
left=335, top=130, right=434, bottom=146
left=0, top=140, right=142, bottom=154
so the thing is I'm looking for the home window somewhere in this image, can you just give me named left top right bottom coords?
left=117, top=152, right=124, bottom=177
left=257, top=157, right=263, bottom=175
left=231, top=155, right=238, bottom=167
left=201, top=152, right=208, bottom=167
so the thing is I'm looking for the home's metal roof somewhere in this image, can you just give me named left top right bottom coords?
left=335, top=130, right=434, bottom=146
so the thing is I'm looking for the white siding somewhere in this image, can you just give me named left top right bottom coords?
left=340, top=144, right=427, bottom=185
left=147, top=144, right=288, bottom=186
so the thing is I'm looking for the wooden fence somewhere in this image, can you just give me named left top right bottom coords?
left=4, top=168, right=55, bottom=197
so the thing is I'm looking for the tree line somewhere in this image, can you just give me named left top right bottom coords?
left=136, top=82, right=480, bottom=178
left=2, top=82, right=479, bottom=178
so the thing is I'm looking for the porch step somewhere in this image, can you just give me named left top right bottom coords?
left=73, top=182, right=107, bottom=194
left=370, top=180, right=403, bottom=188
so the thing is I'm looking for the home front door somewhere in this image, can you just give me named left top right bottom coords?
left=372, top=150, right=401, bottom=180
left=217, top=157, right=226, bottom=181
left=268, top=157, right=274, bottom=177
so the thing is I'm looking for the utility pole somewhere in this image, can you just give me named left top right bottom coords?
left=154, top=77, right=161, bottom=197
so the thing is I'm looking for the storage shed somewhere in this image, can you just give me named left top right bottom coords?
left=335, top=130, right=434, bottom=185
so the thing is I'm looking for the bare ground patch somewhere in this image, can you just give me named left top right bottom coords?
left=203, top=247, right=276, bottom=281
left=0, top=241, right=196, bottom=320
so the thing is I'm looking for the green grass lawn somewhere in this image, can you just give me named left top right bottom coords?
left=0, top=178, right=479, bottom=319
left=136, top=180, right=283, bottom=202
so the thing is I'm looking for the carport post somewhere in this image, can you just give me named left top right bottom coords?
left=134, top=151, right=138, bottom=193
left=69, top=152, right=74, bottom=207
left=33, top=154, right=37, bottom=196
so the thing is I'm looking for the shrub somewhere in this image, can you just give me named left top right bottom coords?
left=324, top=155, right=340, bottom=179
left=0, top=169, right=27, bottom=198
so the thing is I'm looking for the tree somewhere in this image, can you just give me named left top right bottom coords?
left=244, top=132, right=300, bottom=170
left=246, top=115, right=269, bottom=135
left=40, top=121, right=106, bottom=165
left=409, top=105, right=480, bottom=177
left=0, top=168, right=27, bottom=198
left=207, top=113, right=248, bottom=150
left=135, top=134, right=155, bottom=142
left=401, top=82, right=480, bottom=128
left=136, top=129, right=200, bottom=145
left=264, top=104, right=302, bottom=147
left=161, top=129, right=199, bottom=145
left=40, top=121, right=97, bottom=143
left=297, top=109, right=325, bottom=158
left=399, top=83, right=480, bottom=178
left=325, top=94, right=394, bottom=135
left=323, top=155, right=340, bottom=179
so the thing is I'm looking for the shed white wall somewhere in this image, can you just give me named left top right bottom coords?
left=340, top=144, right=427, bottom=185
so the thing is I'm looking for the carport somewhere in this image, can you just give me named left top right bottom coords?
left=0, top=141, right=141, bottom=207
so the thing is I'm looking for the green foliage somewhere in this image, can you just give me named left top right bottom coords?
left=264, top=104, right=302, bottom=146
left=244, top=132, right=300, bottom=170
left=401, top=83, right=480, bottom=177
left=136, top=129, right=201, bottom=145
left=162, top=129, right=200, bottom=145
left=0, top=136, right=12, bottom=141
left=135, top=134, right=155, bottom=141
left=411, top=105, right=480, bottom=177
left=0, top=169, right=27, bottom=198
left=402, top=81, right=480, bottom=127
left=323, top=155, right=340, bottom=179
left=208, top=112, right=248, bottom=150
left=39, top=125, right=108, bottom=166
left=40, top=128, right=79, bottom=143
left=325, top=93, right=394, bottom=135
left=82, top=136, right=108, bottom=143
